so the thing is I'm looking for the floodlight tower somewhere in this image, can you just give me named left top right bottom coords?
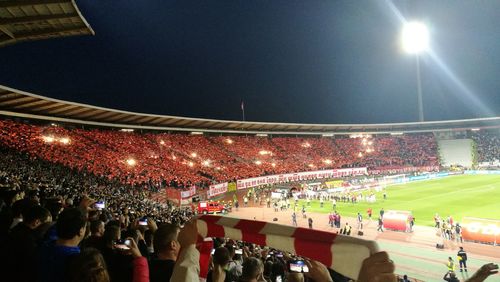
left=401, top=21, right=429, bottom=122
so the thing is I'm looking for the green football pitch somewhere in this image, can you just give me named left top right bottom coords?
left=296, top=174, right=500, bottom=226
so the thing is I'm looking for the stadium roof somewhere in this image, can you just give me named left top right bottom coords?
left=1, top=84, right=500, bottom=135
left=0, top=0, right=94, bottom=47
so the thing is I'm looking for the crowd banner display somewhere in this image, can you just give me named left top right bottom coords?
left=180, top=185, right=197, bottom=199
left=196, top=215, right=378, bottom=279
left=461, top=217, right=500, bottom=245
left=208, top=182, right=229, bottom=198
left=236, top=167, right=367, bottom=190
left=369, top=166, right=439, bottom=175
left=165, top=188, right=181, bottom=206
left=383, top=210, right=412, bottom=232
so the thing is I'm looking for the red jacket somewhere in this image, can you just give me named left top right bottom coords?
left=133, top=257, right=149, bottom=282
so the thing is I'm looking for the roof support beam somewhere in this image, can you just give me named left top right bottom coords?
left=46, top=105, right=81, bottom=114
left=89, top=111, right=123, bottom=120
left=12, top=25, right=87, bottom=39
left=0, top=13, right=78, bottom=25
left=0, top=96, right=37, bottom=107
left=0, top=0, right=69, bottom=8
left=0, top=26, right=14, bottom=38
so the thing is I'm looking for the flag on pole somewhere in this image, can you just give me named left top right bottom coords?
left=196, top=215, right=378, bottom=279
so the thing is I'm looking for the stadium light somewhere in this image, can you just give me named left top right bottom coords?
left=42, top=136, right=55, bottom=143
left=126, top=158, right=137, bottom=166
left=401, top=21, right=429, bottom=122
left=401, top=21, right=429, bottom=54
left=59, top=137, right=70, bottom=145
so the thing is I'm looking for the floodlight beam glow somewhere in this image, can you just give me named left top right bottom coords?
left=401, top=22, right=429, bottom=54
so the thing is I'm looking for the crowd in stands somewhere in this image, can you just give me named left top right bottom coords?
left=0, top=146, right=393, bottom=282
left=470, top=130, right=500, bottom=163
left=0, top=119, right=439, bottom=189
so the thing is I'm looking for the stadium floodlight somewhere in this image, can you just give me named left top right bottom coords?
left=126, top=158, right=136, bottom=166
left=401, top=21, right=429, bottom=122
left=59, top=137, right=70, bottom=145
left=42, top=136, right=55, bottom=143
left=401, top=21, right=429, bottom=54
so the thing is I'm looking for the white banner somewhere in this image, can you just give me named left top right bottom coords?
left=236, top=167, right=367, bottom=190
left=208, top=182, right=228, bottom=198
left=180, top=185, right=196, bottom=199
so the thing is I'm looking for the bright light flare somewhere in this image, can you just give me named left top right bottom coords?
left=42, top=136, right=55, bottom=143
left=401, top=21, right=429, bottom=54
left=59, top=137, right=70, bottom=145
left=126, top=158, right=137, bottom=166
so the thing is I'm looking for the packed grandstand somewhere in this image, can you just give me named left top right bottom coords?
left=1, top=112, right=500, bottom=282
left=1, top=1, right=500, bottom=281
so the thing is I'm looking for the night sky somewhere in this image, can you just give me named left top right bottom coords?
left=1, top=0, right=499, bottom=124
